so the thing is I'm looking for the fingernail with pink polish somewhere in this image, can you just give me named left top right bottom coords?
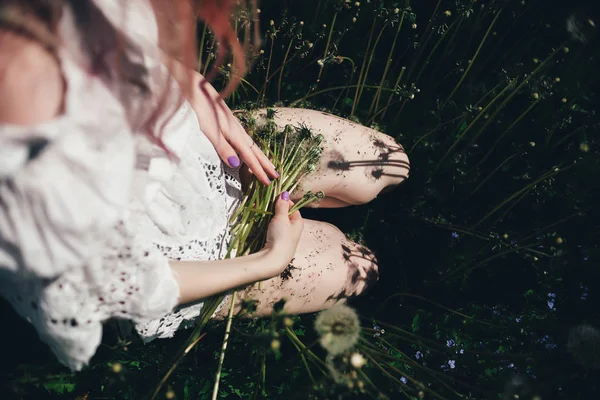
left=228, top=156, right=240, bottom=168
left=274, top=171, right=280, bottom=178
left=281, top=191, right=290, bottom=201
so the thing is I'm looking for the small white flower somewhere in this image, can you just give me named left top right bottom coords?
left=350, top=353, right=366, bottom=368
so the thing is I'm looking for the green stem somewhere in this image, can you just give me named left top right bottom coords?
left=211, top=292, right=237, bottom=400
left=467, top=153, right=518, bottom=199
left=353, top=23, right=386, bottom=115
left=351, top=18, right=377, bottom=116
left=444, top=10, right=502, bottom=106
left=472, top=164, right=574, bottom=229
left=315, top=12, right=338, bottom=88
left=277, top=37, right=294, bottom=102
left=369, top=11, right=405, bottom=116
left=379, top=66, right=406, bottom=120
left=474, top=100, right=539, bottom=169
left=435, top=80, right=514, bottom=172
left=467, top=45, right=564, bottom=148
left=291, top=84, right=395, bottom=107
left=414, top=17, right=462, bottom=86
left=403, top=0, right=442, bottom=83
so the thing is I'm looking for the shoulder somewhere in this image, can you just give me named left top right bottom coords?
left=0, top=30, right=64, bottom=125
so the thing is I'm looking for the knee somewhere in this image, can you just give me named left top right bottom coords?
left=373, top=133, right=410, bottom=188
left=340, top=242, right=379, bottom=298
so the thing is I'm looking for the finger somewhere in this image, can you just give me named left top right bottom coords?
left=237, top=142, right=271, bottom=185
left=288, top=204, right=303, bottom=223
left=212, top=137, right=241, bottom=169
left=251, top=144, right=279, bottom=179
left=274, top=192, right=291, bottom=217
left=234, top=121, right=278, bottom=179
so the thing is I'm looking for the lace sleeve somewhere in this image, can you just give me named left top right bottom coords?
left=1, top=213, right=180, bottom=372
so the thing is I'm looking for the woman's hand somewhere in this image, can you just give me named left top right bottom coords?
left=262, top=191, right=304, bottom=277
left=195, top=78, right=279, bottom=186
left=171, top=192, right=303, bottom=303
left=160, top=53, right=278, bottom=186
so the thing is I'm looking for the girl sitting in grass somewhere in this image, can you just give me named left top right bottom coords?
left=0, top=0, right=410, bottom=371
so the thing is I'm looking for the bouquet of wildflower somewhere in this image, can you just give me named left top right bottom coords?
left=227, top=108, right=325, bottom=258
left=152, top=108, right=324, bottom=399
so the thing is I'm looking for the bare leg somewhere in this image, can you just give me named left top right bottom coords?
left=214, top=219, right=378, bottom=318
left=251, top=107, right=411, bottom=208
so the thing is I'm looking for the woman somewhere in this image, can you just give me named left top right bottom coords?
left=0, top=0, right=410, bottom=371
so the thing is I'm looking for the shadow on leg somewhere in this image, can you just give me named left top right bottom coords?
left=250, top=107, right=410, bottom=208
left=213, top=219, right=379, bottom=318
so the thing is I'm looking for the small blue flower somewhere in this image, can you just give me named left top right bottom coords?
left=459, top=348, right=464, bottom=354
left=515, top=317, right=521, bottom=323
left=451, top=232, right=459, bottom=239
left=580, top=286, right=589, bottom=300
left=446, top=339, right=456, bottom=348
left=508, top=363, right=515, bottom=369
left=415, top=351, right=423, bottom=360
left=400, top=376, right=407, bottom=384
left=548, top=292, right=556, bottom=299
left=448, top=360, right=456, bottom=369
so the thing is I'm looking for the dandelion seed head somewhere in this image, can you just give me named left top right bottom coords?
left=315, top=304, right=360, bottom=355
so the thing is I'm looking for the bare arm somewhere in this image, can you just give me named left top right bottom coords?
left=171, top=249, right=275, bottom=305
left=0, top=30, right=64, bottom=125
left=170, top=193, right=303, bottom=306
left=160, top=53, right=279, bottom=185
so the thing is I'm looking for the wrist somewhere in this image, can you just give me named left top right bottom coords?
left=256, top=247, right=288, bottom=281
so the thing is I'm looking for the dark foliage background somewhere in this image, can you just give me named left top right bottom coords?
left=2, top=0, right=599, bottom=399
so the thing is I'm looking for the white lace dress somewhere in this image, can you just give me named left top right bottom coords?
left=0, top=0, right=240, bottom=371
